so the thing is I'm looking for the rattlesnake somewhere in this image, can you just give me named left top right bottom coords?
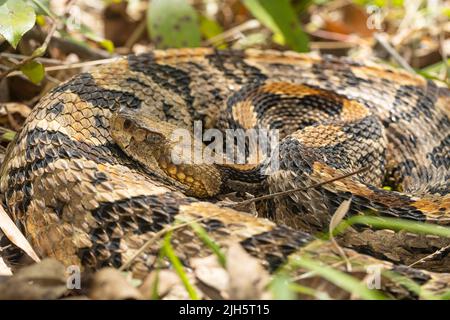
left=1, top=48, right=449, bottom=298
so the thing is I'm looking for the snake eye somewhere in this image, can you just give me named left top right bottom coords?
left=123, top=119, right=133, bottom=130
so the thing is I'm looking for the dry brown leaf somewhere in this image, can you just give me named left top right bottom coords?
left=226, top=242, right=271, bottom=300
left=191, top=255, right=229, bottom=299
left=88, top=268, right=143, bottom=300
left=329, top=198, right=352, bottom=272
left=0, top=205, right=40, bottom=262
left=0, top=258, right=68, bottom=299
left=4, top=102, right=32, bottom=115
left=139, top=269, right=201, bottom=300
left=323, top=3, right=373, bottom=37
left=0, top=103, right=32, bottom=130
left=139, top=269, right=180, bottom=299
left=329, top=198, right=352, bottom=232
left=0, top=256, right=12, bottom=276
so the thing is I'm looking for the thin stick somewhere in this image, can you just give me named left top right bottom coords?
left=408, top=244, right=450, bottom=268
left=0, top=53, right=63, bottom=64
left=125, top=20, right=147, bottom=49
left=374, top=33, right=415, bottom=74
left=225, top=166, right=369, bottom=208
left=203, top=19, right=261, bottom=47
left=5, top=58, right=119, bottom=77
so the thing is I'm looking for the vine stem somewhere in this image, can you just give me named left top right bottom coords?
left=225, top=166, right=369, bottom=208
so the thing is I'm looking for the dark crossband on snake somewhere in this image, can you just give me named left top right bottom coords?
left=0, top=48, right=449, bottom=298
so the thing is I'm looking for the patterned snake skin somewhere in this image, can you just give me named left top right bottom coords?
left=0, top=48, right=449, bottom=298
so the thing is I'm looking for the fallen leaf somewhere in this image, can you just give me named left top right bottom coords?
left=20, top=60, right=45, bottom=85
left=191, top=255, right=229, bottom=299
left=0, top=258, right=67, bottom=299
left=226, top=242, right=271, bottom=299
left=329, top=198, right=352, bottom=232
left=0, top=205, right=40, bottom=262
left=0, top=256, right=12, bottom=276
left=139, top=269, right=182, bottom=299
left=88, top=268, right=143, bottom=300
left=329, top=198, right=352, bottom=272
left=139, top=269, right=202, bottom=300
left=0, top=102, right=31, bottom=132
left=322, top=3, right=373, bottom=37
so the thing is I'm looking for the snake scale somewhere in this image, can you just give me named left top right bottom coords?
left=1, top=48, right=449, bottom=298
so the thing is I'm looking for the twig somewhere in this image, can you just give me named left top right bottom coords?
left=308, top=30, right=362, bottom=45
left=408, top=244, right=450, bottom=268
left=374, top=33, right=415, bottom=74
left=5, top=58, right=119, bottom=77
left=203, top=19, right=261, bottom=47
left=125, top=20, right=147, bottom=49
left=0, top=53, right=63, bottom=64
left=224, top=166, right=369, bottom=208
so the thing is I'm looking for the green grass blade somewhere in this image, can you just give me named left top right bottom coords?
left=189, top=221, right=226, bottom=267
left=270, top=274, right=296, bottom=300
left=382, top=269, right=439, bottom=300
left=288, top=256, right=388, bottom=300
left=270, top=273, right=331, bottom=299
left=438, top=290, right=450, bottom=300
left=345, top=216, right=450, bottom=238
left=162, top=231, right=199, bottom=300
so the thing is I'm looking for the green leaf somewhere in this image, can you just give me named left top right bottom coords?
left=147, top=0, right=201, bottom=49
left=270, top=274, right=296, bottom=300
left=98, top=39, right=114, bottom=53
left=0, top=0, right=36, bottom=49
left=199, top=15, right=226, bottom=49
left=36, top=15, right=46, bottom=27
left=20, top=60, right=45, bottom=84
left=242, top=0, right=309, bottom=52
left=199, top=15, right=223, bottom=40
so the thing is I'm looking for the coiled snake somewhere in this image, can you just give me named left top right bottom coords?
left=1, top=48, right=449, bottom=298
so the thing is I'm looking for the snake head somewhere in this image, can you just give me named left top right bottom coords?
left=110, top=108, right=174, bottom=149
left=110, top=108, right=222, bottom=198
